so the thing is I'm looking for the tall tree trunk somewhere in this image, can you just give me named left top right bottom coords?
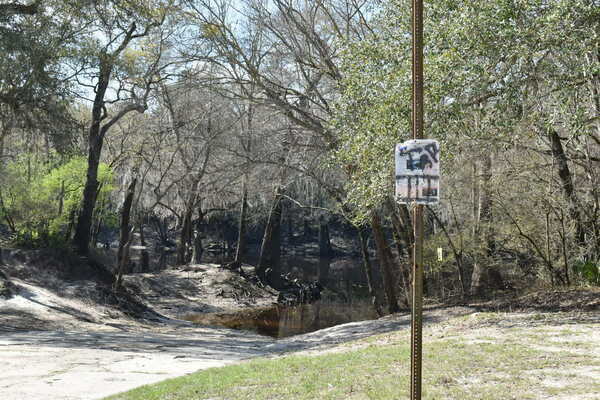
left=73, top=57, right=113, bottom=255
left=287, top=213, right=294, bottom=241
left=234, top=175, right=248, bottom=264
left=73, top=134, right=103, bottom=254
left=114, top=178, right=137, bottom=291
left=428, top=206, right=467, bottom=297
left=72, top=25, right=146, bottom=255
left=0, top=186, right=13, bottom=232
left=257, top=187, right=283, bottom=285
left=57, top=181, right=65, bottom=217
left=318, top=216, right=332, bottom=257
left=392, top=229, right=411, bottom=306
left=64, top=209, right=76, bottom=242
left=470, top=165, right=485, bottom=296
left=469, top=161, right=479, bottom=291
left=0, top=120, right=9, bottom=168
left=139, top=219, right=150, bottom=273
left=549, top=129, right=586, bottom=247
left=177, top=206, right=194, bottom=265
left=317, top=257, right=331, bottom=287
left=480, top=155, right=495, bottom=254
left=398, top=204, right=414, bottom=250
left=470, top=154, right=501, bottom=296
left=371, top=213, right=401, bottom=313
left=91, top=185, right=106, bottom=249
left=588, top=52, right=600, bottom=260
left=192, top=206, right=204, bottom=264
left=386, top=200, right=412, bottom=305
left=357, top=225, right=383, bottom=316
left=91, top=216, right=102, bottom=249
left=559, top=211, right=571, bottom=285
left=471, top=161, right=479, bottom=238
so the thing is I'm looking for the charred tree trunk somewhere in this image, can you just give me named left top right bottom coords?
left=318, top=216, right=332, bottom=257
left=357, top=225, right=384, bottom=316
left=114, top=178, right=137, bottom=291
left=139, top=219, right=150, bottom=273
left=287, top=213, right=294, bottom=242
left=192, top=207, right=204, bottom=265
left=371, top=213, right=401, bottom=313
left=317, top=257, right=331, bottom=287
left=257, top=187, right=283, bottom=285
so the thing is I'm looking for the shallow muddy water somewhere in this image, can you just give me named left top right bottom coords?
left=184, top=296, right=378, bottom=338
left=185, top=255, right=380, bottom=338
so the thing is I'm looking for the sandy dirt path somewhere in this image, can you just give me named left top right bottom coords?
left=3, top=308, right=599, bottom=400
left=0, top=308, right=475, bottom=400
left=0, top=324, right=275, bottom=400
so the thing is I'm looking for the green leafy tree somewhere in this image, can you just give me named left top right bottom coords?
left=333, top=0, right=599, bottom=286
left=40, top=157, right=114, bottom=236
left=0, top=155, right=114, bottom=245
left=68, top=0, right=182, bottom=254
left=0, top=0, right=81, bottom=159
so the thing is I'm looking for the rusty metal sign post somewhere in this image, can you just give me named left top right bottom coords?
left=394, top=1, right=433, bottom=398
left=411, top=0, right=425, bottom=399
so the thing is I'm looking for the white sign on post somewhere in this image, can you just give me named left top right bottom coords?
left=395, top=139, right=440, bottom=204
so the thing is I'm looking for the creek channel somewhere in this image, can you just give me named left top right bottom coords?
left=102, top=235, right=383, bottom=339
left=184, top=255, right=381, bottom=338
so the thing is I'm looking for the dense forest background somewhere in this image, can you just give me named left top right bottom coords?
left=0, top=0, right=598, bottom=313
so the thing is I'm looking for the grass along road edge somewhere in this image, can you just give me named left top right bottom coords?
left=105, top=312, right=600, bottom=400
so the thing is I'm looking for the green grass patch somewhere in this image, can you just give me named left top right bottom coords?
left=105, top=328, right=598, bottom=400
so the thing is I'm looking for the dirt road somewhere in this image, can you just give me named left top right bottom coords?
left=2, top=307, right=599, bottom=400
left=2, top=254, right=598, bottom=400
left=0, top=324, right=273, bottom=400
left=0, top=309, right=438, bottom=400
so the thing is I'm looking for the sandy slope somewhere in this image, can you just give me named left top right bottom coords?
left=2, top=306, right=598, bottom=400
left=0, top=304, right=469, bottom=400
left=1, top=250, right=598, bottom=400
left=0, top=261, right=468, bottom=400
